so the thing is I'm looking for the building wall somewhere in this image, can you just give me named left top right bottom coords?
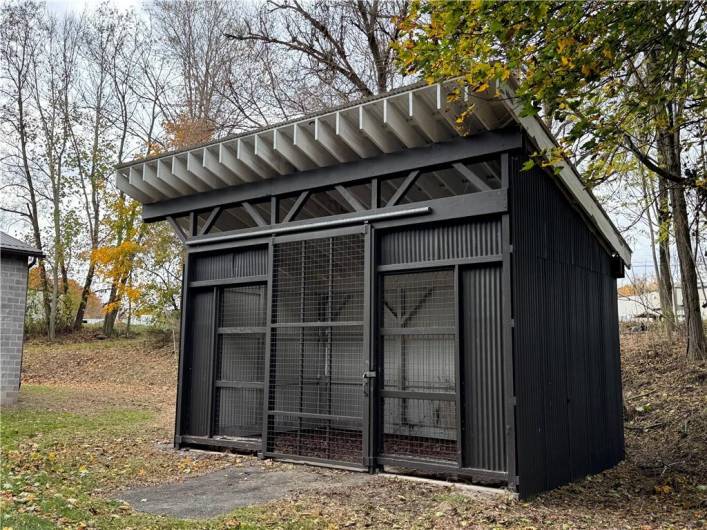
left=510, top=155, right=624, bottom=497
left=0, top=253, right=29, bottom=406
left=618, top=287, right=707, bottom=321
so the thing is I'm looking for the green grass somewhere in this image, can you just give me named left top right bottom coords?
left=0, top=385, right=319, bottom=529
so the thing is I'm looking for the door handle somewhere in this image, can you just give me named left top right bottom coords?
left=362, top=371, right=376, bottom=396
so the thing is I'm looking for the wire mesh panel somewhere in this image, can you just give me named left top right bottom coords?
left=379, top=269, right=458, bottom=463
left=213, top=285, right=266, bottom=439
left=268, top=233, right=366, bottom=464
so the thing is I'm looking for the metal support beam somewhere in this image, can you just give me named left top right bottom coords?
left=335, top=185, right=365, bottom=212
left=199, top=207, right=222, bottom=235
left=142, top=131, right=522, bottom=222
left=453, top=162, right=492, bottom=192
left=242, top=201, right=267, bottom=226
left=167, top=215, right=187, bottom=242
left=387, top=170, right=420, bottom=207
left=283, top=191, right=310, bottom=223
left=187, top=206, right=432, bottom=246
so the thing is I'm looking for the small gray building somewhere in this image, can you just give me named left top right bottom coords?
left=0, top=231, right=43, bottom=406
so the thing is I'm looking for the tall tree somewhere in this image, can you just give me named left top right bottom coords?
left=0, top=0, right=51, bottom=329
left=151, top=0, right=237, bottom=132
left=31, top=11, right=81, bottom=338
left=70, top=6, right=132, bottom=329
left=398, top=0, right=707, bottom=360
left=226, top=1, right=409, bottom=99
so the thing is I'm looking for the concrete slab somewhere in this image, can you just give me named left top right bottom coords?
left=116, top=464, right=372, bottom=519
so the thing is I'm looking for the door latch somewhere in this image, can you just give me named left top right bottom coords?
left=362, top=371, right=376, bottom=396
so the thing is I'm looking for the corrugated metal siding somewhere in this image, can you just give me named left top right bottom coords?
left=182, top=289, right=213, bottom=436
left=510, top=155, right=624, bottom=497
left=181, top=246, right=269, bottom=439
left=191, top=246, right=267, bottom=280
left=461, top=265, right=506, bottom=471
left=379, top=220, right=501, bottom=265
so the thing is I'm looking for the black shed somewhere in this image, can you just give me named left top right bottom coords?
left=116, top=81, right=630, bottom=497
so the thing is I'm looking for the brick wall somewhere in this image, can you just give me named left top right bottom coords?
left=1, top=253, right=30, bottom=406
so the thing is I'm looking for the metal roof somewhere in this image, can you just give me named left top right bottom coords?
left=115, top=80, right=631, bottom=266
left=0, top=231, right=44, bottom=258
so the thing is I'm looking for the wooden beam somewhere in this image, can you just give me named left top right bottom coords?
left=200, top=206, right=222, bottom=235
left=273, top=129, right=316, bottom=172
left=219, top=143, right=259, bottom=182
left=172, top=156, right=209, bottom=193
left=387, top=170, right=420, bottom=207
left=315, top=117, right=357, bottom=163
left=158, top=159, right=195, bottom=194
left=116, top=171, right=154, bottom=203
left=453, top=162, right=492, bottom=192
left=294, top=123, right=337, bottom=166
left=435, top=83, right=463, bottom=133
left=359, top=105, right=401, bottom=153
left=335, top=185, right=365, bottom=212
left=270, top=196, right=278, bottom=225
left=336, top=111, right=379, bottom=158
left=242, top=201, right=267, bottom=226
left=408, top=90, right=450, bottom=143
left=141, top=131, right=522, bottom=221
left=187, top=151, right=228, bottom=188
left=167, top=215, right=187, bottom=242
left=203, top=147, right=239, bottom=186
left=129, top=166, right=166, bottom=201
left=189, top=211, right=197, bottom=236
left=383, top=98, right=426, bottom=148
left=254, top=134, right=292, bottom=175
left=282, top=191, right=309, bottom=223
left=143, top=162, right=179, bottom=197
left=237, top=138, right=276, bottom=178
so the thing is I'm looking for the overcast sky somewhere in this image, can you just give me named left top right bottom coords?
left=30, top=0, right=658, bottom=283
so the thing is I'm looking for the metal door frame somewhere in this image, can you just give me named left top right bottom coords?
left=261, top=224, right=371, bottom=470
left=372, top=263, right=460, bottom=469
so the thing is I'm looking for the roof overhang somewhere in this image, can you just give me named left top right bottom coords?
left=115, top=80, right=631, bottom=266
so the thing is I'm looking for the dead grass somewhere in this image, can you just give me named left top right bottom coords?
left=7, top=327, right=707, bottom=529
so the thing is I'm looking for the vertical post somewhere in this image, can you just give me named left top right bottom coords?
left=270, top=196, right=278, bottom=225
left=206, top=286, right=219, bottom=438
left=190, top=211, right=198, bottom=237
left=371, top=178, right=380, bottom=210
left=500, top=152, right=518, bottom=489
left=454, top=264, right=464, bottom=468
left=326, top=237, right=334, bottom=460
left=362, top=224, right=373, bottom=469
left=399, top=287, right=407, bottom=426
left=174, top=253, right=191, bottom=447
left=298, top=240, right=306, bottom=452
left=261, top=238, right=275, bottom=456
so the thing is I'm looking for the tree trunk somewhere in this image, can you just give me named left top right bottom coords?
left=73, top=262, right=95, bottom=329
left=654, top=98, right=705, bottom=360
left=670, top=185, right=706, bottom=360
left=643, top=172, right=675, bottom=339
left=656, top=179, right=676, bottom=336
left=103, top=301, right=118, bottom=336
left=18, top=95, right=51, bottom=332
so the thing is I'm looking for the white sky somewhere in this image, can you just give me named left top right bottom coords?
left=46, top=0, right=143, bottom=15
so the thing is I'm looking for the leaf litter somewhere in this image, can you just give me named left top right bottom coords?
left=1, top=326, right=704, bottom=528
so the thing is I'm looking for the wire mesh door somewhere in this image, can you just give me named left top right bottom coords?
left=378, top=269, right=459, bottom=464
left=267, top=233, right=366, bottom=465
left=213, top=284, right=267, bottom=441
